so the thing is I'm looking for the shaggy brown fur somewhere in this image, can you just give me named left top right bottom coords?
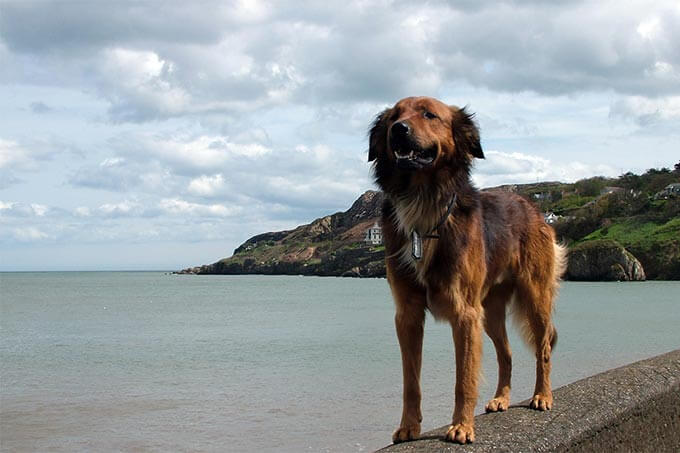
left=368, top=97, right=566, bottom=444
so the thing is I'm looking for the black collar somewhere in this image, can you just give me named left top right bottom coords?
left=423, top=193, right=457, bottom=239
left=410, top=193, right=457, bottom=260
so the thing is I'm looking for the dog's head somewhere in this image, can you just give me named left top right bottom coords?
left=369, top=97, right=483, bottom=191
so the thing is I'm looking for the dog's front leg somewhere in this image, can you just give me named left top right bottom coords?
left=392, top=303, right=425, bottom=443
left=447, top=303, right=483, bottom=444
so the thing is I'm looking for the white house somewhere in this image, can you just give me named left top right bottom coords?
left=600, top=186, right=624, bottom=195
left=655, top=183, right=680, bottom=200
left=533, top=192, right=551, bottom=201
left=364, top=222, right=383, bottom=245
left=544, top=212, right=559, bottom=225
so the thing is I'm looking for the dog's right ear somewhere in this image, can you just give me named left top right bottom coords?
left=368, top=108, right=391, bottom=162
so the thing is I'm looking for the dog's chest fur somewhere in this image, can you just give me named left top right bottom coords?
left=391, top=194, right=446, bottom=285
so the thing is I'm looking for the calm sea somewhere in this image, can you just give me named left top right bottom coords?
left=1, top=273, right=678, bottom=452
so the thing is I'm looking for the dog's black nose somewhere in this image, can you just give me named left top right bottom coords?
left=391, top=121, right=410, bottom=138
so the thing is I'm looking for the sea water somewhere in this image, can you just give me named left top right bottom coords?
left=1, top=272, right=678, bottom=452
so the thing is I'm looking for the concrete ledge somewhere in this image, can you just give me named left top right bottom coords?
left=378, top=349, right=680, bottom=452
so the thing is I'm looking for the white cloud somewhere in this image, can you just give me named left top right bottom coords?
left=13, top=227, right=49, bottom=242
left=609, top=95, right=680, bottom=127
left=97, top=47, right=191, bottom=121
left=74, top=206, right=91, bottom=217
left=0, top=138, right=30, bottom=169
left=187, top=174, right=226, bottom=197
left=97, top=200, right=144, bottom=217
left=231, top=0, right=270, bottom=23
left=134, top=134, right=272, bottom=173
left=159, top=198, right=239, bottom=217
left=0, top=201, right=51, bottom=217
left=69, top=156, right=176, bottom=193
left=637, top=17, right=661, bottom=40
left=0, top=0, right=678, bottom=133
left=104, top=48, right=164, bottom=84
left=225, top=141, right=271, bottom=157
left=473, top=151, right=619, bottom=188
left=0, top=136, right=81, bottom=188
left=30, top=203, right=48, bottom=216
left=101, top=157, right=125, bottom=167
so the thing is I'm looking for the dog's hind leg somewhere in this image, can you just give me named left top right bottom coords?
left=482, top=283, right=513, bottom=412
left=514, top=280, right=556, bottom=411
left=528, top=310, right=556, bottom=411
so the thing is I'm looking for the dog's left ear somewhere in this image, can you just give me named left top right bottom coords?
left=451, top=106, right=484, bottom=159
left=368, top=108, right=391, bottom=162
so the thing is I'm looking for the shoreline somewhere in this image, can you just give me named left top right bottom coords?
left=3, top=269, right=679, bottom=282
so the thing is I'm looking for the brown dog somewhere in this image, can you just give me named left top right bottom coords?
left=368, top=97, right=566, bottom=444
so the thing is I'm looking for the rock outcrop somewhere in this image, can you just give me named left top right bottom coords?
left=566, top=239, right=646, bottom=281
left=177, top=190, right=387, bottom=277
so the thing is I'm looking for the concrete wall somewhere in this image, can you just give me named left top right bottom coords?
left=378, top=349, right=680, bottom=452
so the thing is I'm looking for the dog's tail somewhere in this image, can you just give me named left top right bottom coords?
left=511, top=239, right=567, bottom=352
left=548, top=242, right=567, bottom=351
left=548, top=241, right=567, bottom=305
left=550, top=324, right=558, bottom=350
left=552, top=242, right=568, bottom=289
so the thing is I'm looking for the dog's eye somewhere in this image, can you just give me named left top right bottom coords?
left=423, top=111, right=438, bottom=120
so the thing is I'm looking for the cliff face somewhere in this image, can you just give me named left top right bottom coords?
left=179, top=190, right=387, bottom=277
left=567, top=240, right=646, bottom=281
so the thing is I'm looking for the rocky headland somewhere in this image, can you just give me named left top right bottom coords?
left=179, top=166, right=680, bottom=280
left=179, top=190, right=388, bottom=277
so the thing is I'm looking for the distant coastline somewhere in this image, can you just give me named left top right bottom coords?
left=179, top=166, right=680, bottom=280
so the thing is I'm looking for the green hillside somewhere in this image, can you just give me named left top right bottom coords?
left=179, top=163, right=680, bottom=280
left=519, top=163, right=680, bottom=279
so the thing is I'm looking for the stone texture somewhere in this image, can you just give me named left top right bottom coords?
left=566, top=239, right=646, bottom=281
left=377, top=349, right=680, bottom=453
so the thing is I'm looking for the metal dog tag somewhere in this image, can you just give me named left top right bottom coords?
left=411, top=230, right=422, bottom=260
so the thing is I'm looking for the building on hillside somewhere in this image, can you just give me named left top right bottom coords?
left=654, top=183, right=680, bottom=200
left=533, top=192, right=552, bottom=201
left=544, top=211, right=560, bottom=225
left=600, top=186, right=624, bottom=195
left=364, top=222, right=383, bottom=245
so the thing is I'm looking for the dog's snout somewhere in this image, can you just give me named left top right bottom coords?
left=391, top=121, right=410, bottom=138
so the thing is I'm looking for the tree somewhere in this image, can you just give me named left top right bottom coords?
left=575, top=176, right=609, bottom=197
left=618, top=171, right=642, bottom=191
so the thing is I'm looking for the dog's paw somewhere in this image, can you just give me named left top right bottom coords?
left=529, top=393, right=552, bottom=411
left=392, top=424, right=420, bottom=443
left=444, top=423, right=475, bottom=444
left=485, top=396, right=509, bottom=412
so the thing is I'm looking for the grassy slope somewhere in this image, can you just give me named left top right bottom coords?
left=582, top=218, right=680, bottom=248
left=510, top=168, right=680, bottom=279
left=579, top=218, right=680, bottom=279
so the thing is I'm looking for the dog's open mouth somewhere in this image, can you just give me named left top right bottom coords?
left=393, top=145, right=438, bottom=170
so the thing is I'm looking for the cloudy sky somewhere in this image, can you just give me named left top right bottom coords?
left=1, top=0, right=679, bottom=271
